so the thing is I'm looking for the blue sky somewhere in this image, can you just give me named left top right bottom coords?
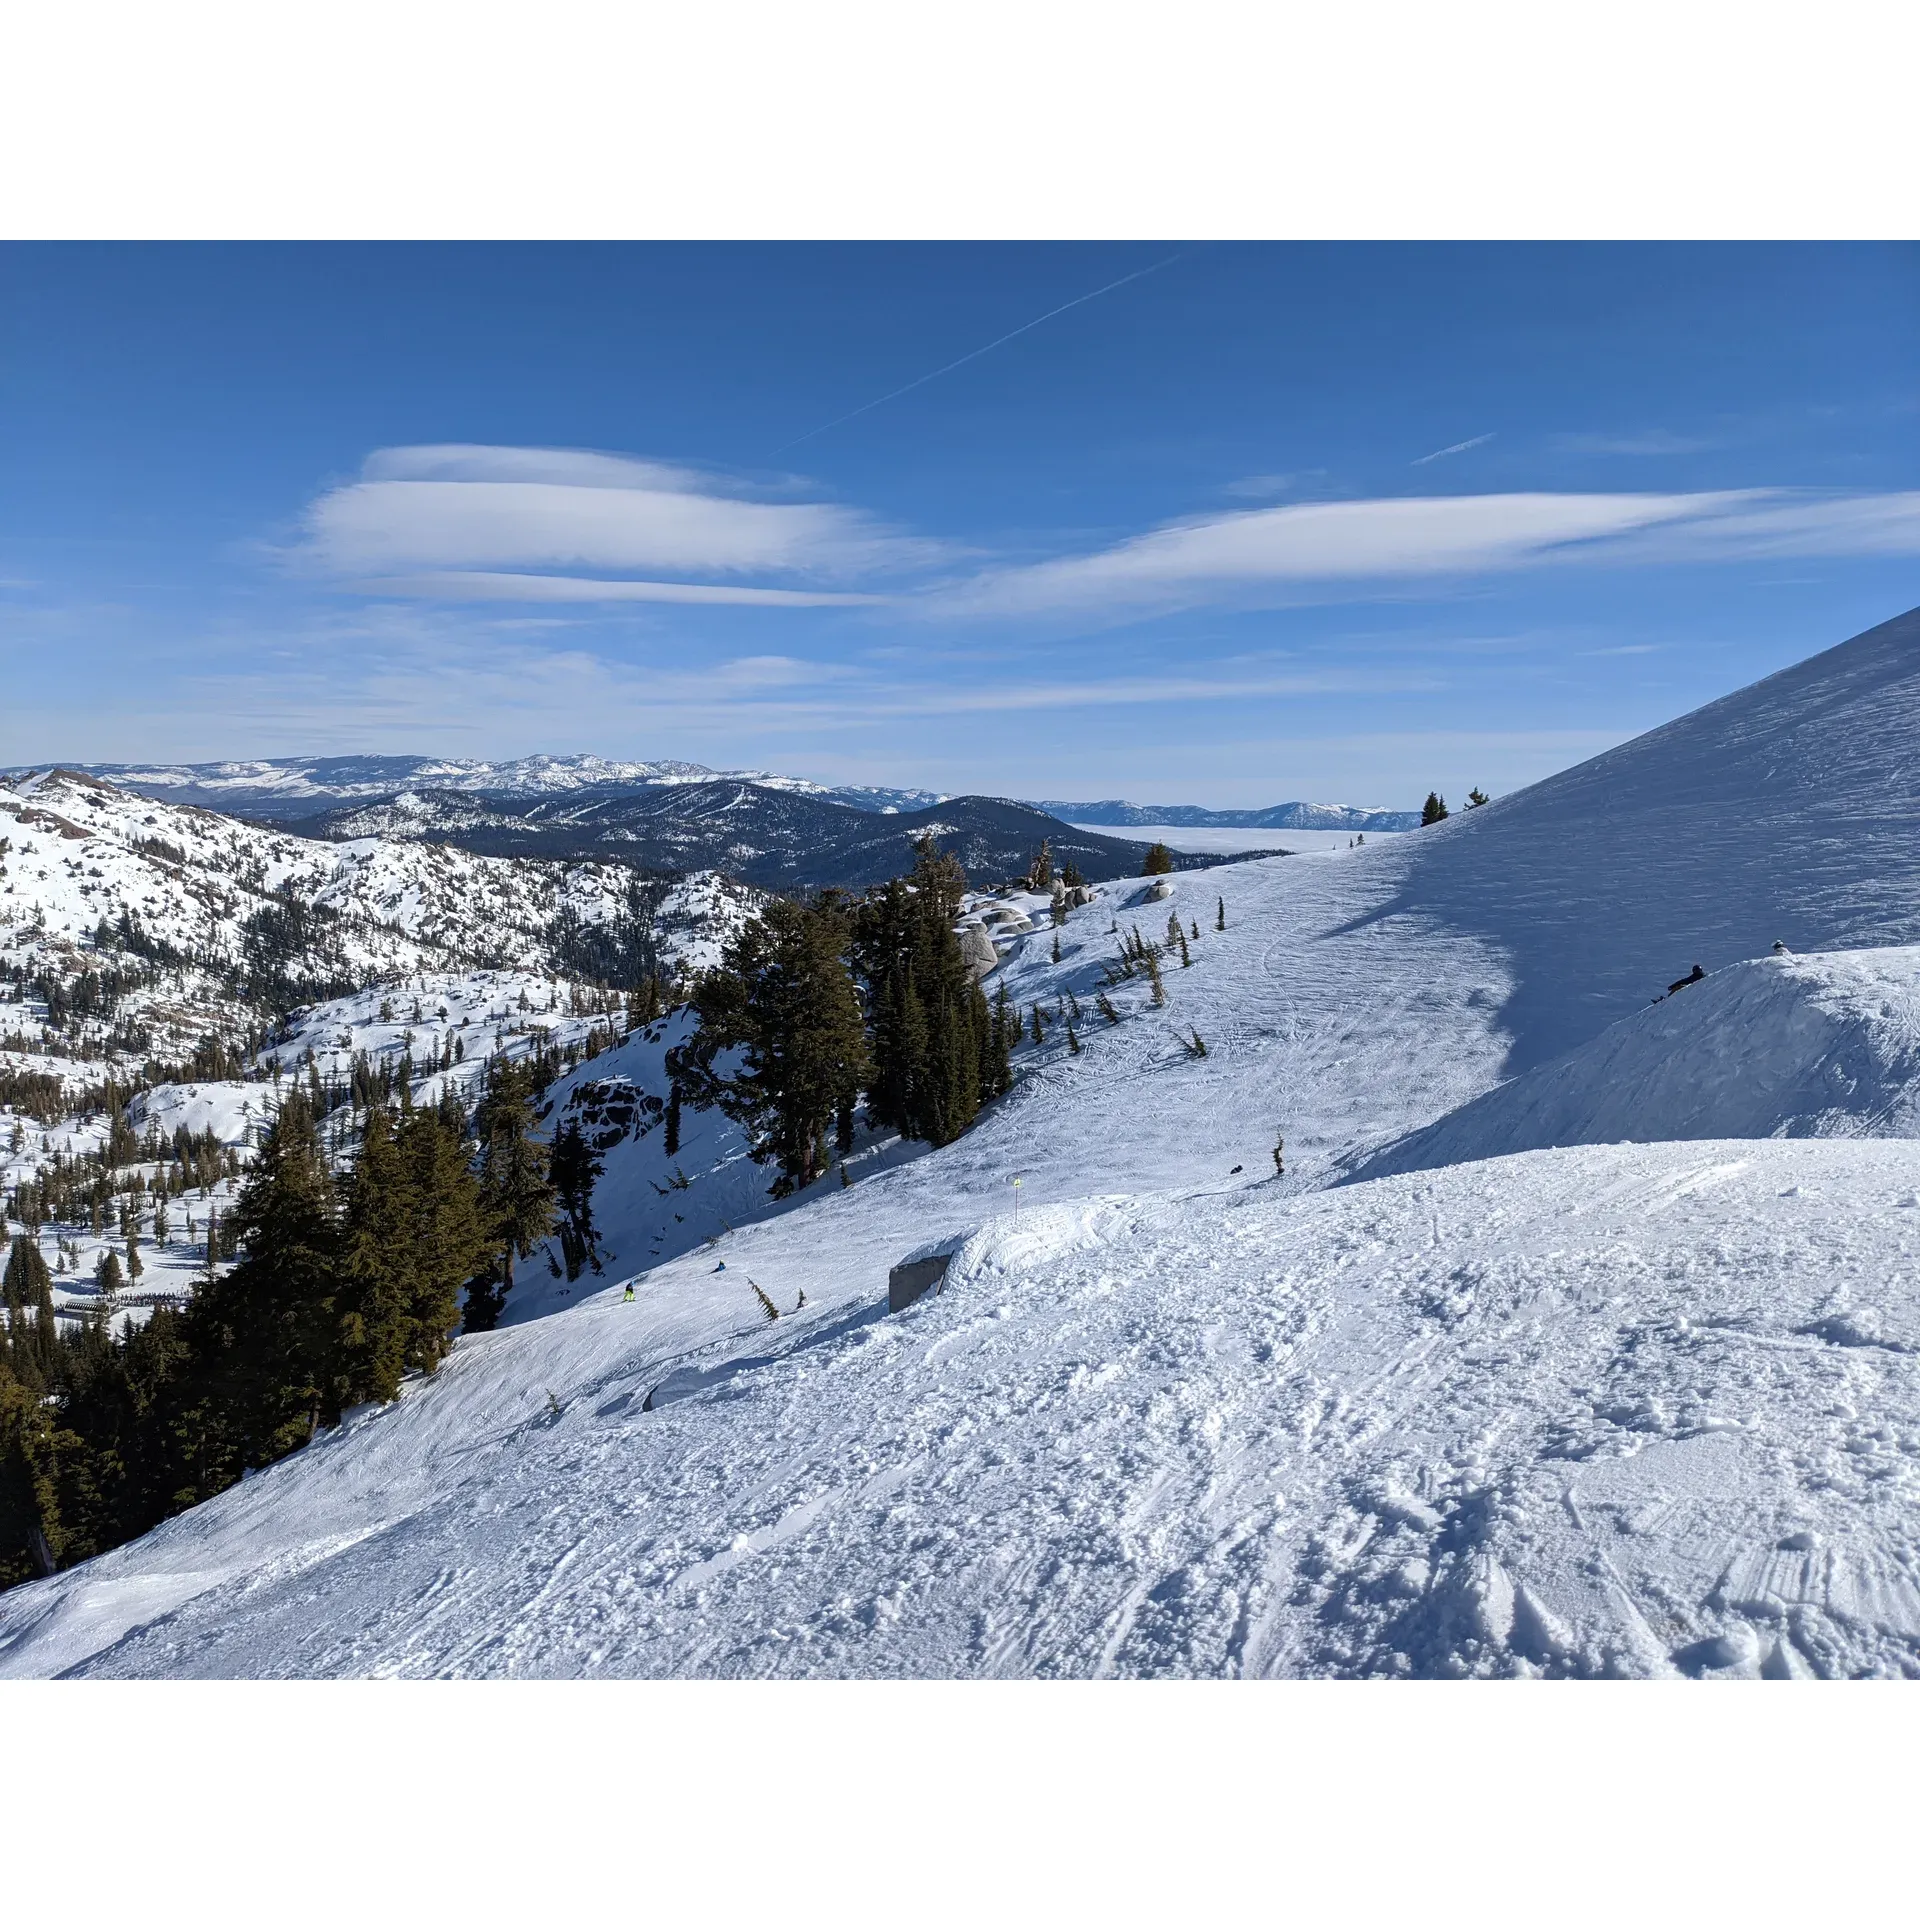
left=2, top=241, right=1915, bottom=807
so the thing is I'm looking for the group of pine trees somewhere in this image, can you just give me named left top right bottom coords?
left=678, top=839, right=1016, bottom=1200
left=0, top=1058, right=560, bottom=1590
left=1421, top=788, right=1491, bottom=825
left=851, top=843, right=1014, bottom=1149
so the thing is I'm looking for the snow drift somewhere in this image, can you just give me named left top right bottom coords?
left=1358, top=945, right=1920, bottom=1178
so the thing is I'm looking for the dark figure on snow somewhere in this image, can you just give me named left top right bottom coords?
left=1667, top=963, right=1706, bottom=996
left=1272, top=1134, right=1285, bottom=1178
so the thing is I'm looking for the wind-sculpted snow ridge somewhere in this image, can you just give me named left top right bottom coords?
left=8, top=1140, right=1920, bottom=1679
left=1355, top=946, right=1920, bottom=1179
left=1390, top=605, right=1920, bottom=1074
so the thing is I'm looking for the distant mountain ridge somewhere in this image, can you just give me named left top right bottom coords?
left=10, top=753, right=948, bottom=821
left=299, top=782, right=1229, bottom=891
left=1044, top=799, right=1422, bottom=832
left=4, top=754, right=1416, bottom=833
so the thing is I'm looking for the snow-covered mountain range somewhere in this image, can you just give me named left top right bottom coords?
left=19, top=753, right=949, bottom=821
left=6, top=751, right=1418, bottom=841
left=0, top=767, right=756, bottom=1087
left=8, top=605, right=1920, bottom=1679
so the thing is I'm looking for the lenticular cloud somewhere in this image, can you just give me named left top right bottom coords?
left=294, top=443, right=935, bottom=601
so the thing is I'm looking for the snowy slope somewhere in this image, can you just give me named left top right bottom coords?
left=1385, top=605, right=1920, bottom=1073
left=496, top=1011, right=927, bottom=1326
left=8, top=1137, right=1920, bottom=1678
left=1360, top=945, right=1920, bottom=1178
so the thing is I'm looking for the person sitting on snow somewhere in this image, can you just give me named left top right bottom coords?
left=1666, top=963, right=1706, bottom=995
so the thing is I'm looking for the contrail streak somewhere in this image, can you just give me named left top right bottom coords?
left=771, top=251, right=1187, bottom=455
left=1411, top=431, right=1495, bottom=466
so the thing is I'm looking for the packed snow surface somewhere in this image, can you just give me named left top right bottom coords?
left=1065, top=823, right=1353, bottom=856
left=8, top=1139, right=1920, bottom=1678
left=6, top=606, right=1920, bottom=1679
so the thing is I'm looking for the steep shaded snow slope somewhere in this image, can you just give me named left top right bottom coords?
left=8, top=1139, right=1920, bottom=1678
left=492, top=1011, right=919, bottom=1328
left=1392, top=605, right=1920, bottom=1074
left=1358, top=946, right=1920, bottom=1178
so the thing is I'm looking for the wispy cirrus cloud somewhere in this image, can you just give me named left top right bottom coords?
left=289, top=444, right=940, bottom=603
left=924, top=489, right=1920, bottom=621
left=1220, top=471, right=1327, bottom=499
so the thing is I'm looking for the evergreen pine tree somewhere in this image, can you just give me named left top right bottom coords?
left=1216, top=896, right=1226, bottom=931
left=334, top=1104, right=412, bottom=1411
left=463, top=1060, right=556, bottom=1333
left=0, top=1361, right=69, bottom=1583
left=181, top=1089, right=340, bottom=1476
left=549, top=1120, right=603, bottom=1281
left=3, top=1237, right=57, bottom=1390
left=1467, top=788, right=1490, bottom=808
left=395, top=1103, right=490, bottom=1377
left=1422, top=791, right=1449, bottom=825
left=664, top=1080, right=682, bottom=1158
left=1142, top=842, right=1174, bottom=876
left=691, top=895, right=870, bottom=1197
left=849, top=840, right=992, bottom=1149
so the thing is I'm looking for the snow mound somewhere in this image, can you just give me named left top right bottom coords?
left=1359, top=946, right=1920, bottom=1177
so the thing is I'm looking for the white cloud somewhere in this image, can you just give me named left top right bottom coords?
left=362, top=570, right=887, bottom=607
left=286, top=449, right=1920, bottom=628
left=928, top=490, right=1920, bottom=621
left=1621, top=490, right=1920, bottom=561
left=293, top=443, right=937, bottom=595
